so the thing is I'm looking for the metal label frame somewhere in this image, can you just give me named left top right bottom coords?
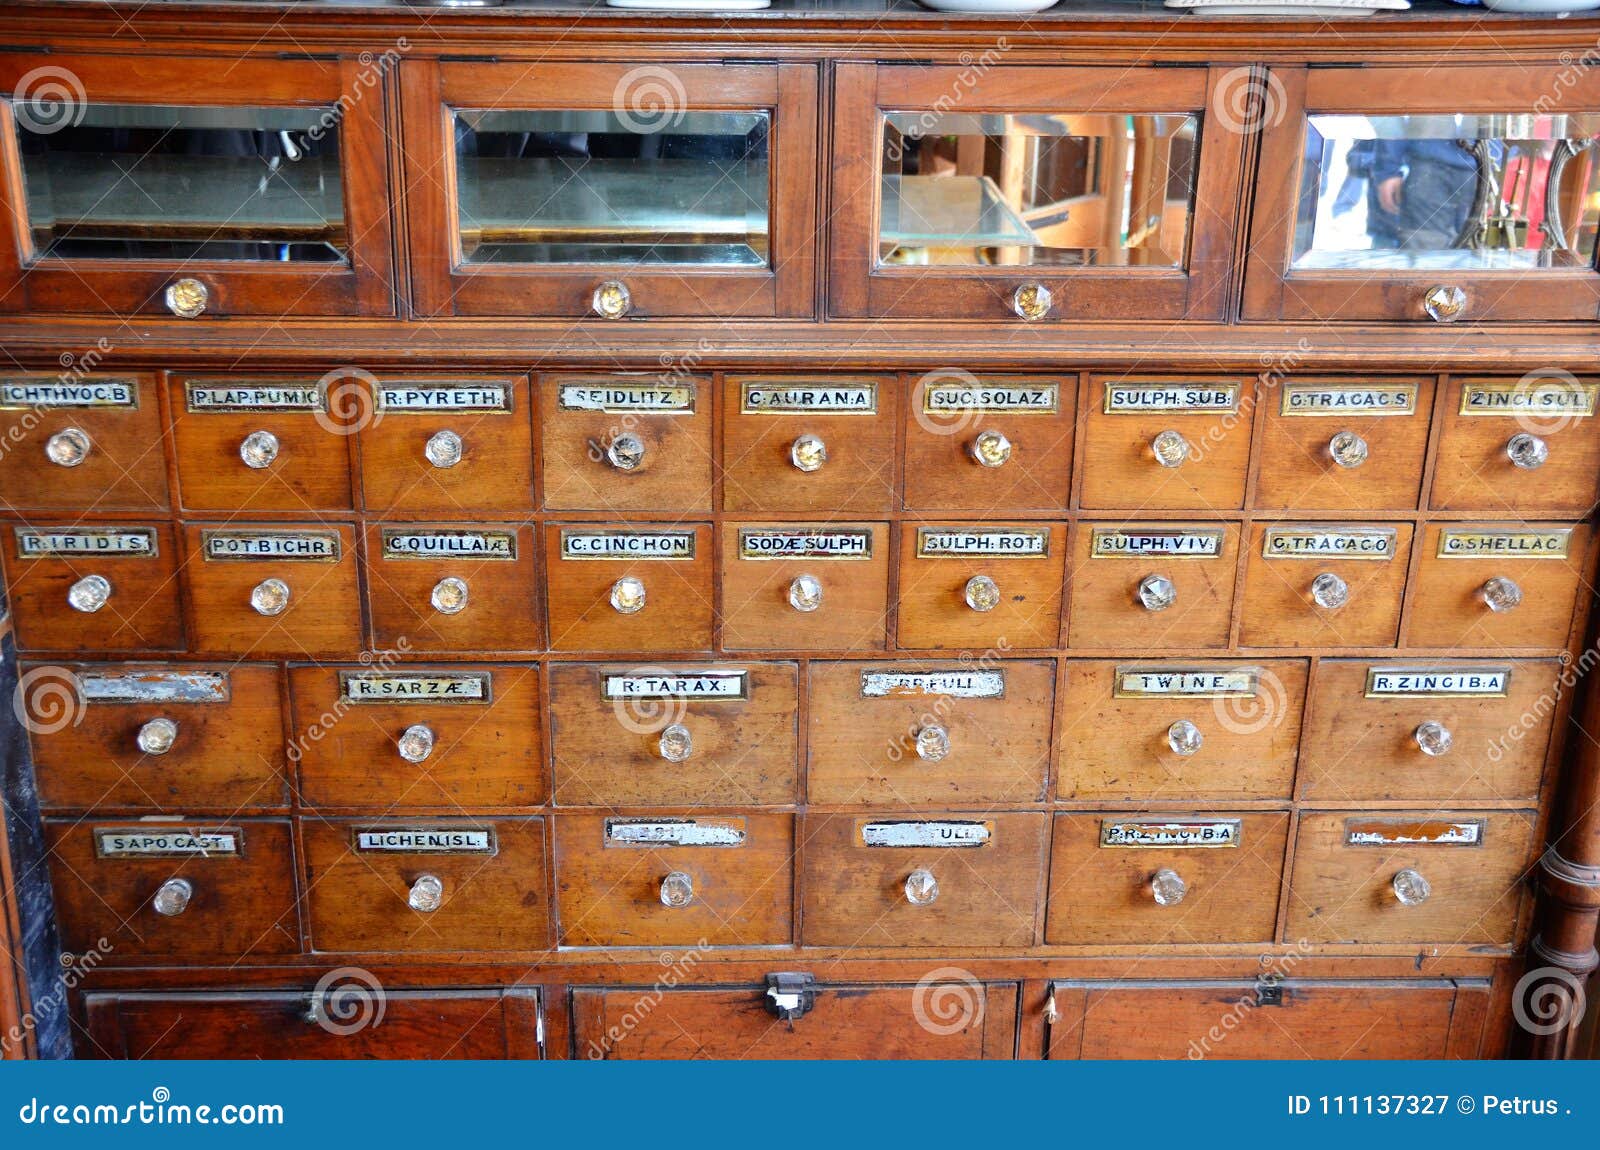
left=559, top=529, right=698, bottom=561
left=200, top=529, right=342, bottom=563
left=739, top=380, right=879, bottom=415
left=604, top=818, right=748, bottom=848
left=858, top=820, right=994, bottom=848
left=184, top=379, right=327, bottom=414
left=860, top=669, right=1006, bottom=699
left=737, top=528, right=874, bottom=560
left=1261, top=526, right=1397, bottom=561
left=914, top=527, right=1050, bottom=559
left=339, top=671, right=494, bottom=705
left=1342, top=818, right=1486, bottom=848
left=1435, top=528, right=1572, bottom=560
left=1278, top=382, right=1418, bottom=417
left=352, top=826, right=499, bottom=855
left=15, top=527, right=158, bottom=559
left=78, top=669, right=231, bottom=705
left=94, top=826, right=243, bottom=859
left=0, top=377, right=139, bottom=411
left=1363, top=666, right=1512, bottom=699
left=380, top=529, right=519, bottom=562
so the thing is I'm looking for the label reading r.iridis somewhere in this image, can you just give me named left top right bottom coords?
left=1103, top=381, right=1240, bottom=413
left=1280, top=382, right=1418, bottom=416
left=15, top=527, right=156, bottom=558
left=740, top=381, right=877, bottom=414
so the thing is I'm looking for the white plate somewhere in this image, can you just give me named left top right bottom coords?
left=1482, top=0, right=1600, bottom=11
left=607, top=0, right=771, bottom=8
left=1167, top=0, right=1409, bottom=11
left=917, top=0, right=1062, bottom=11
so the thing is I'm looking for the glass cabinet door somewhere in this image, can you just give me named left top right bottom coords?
left=404, top=62, right=816, bottom=319
left=0, top=53, right=394, bottom=318
left=1246, top=66, right=1600, bottom=323
left=830, top=65, right=1245, bottom=323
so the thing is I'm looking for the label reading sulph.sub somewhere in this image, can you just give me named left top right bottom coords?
left=354, top=828, right=497, bottom=854
left=340, top=672, right=492, bottom=705
left=1114, top=667, right=1260, bottom=699
left=1090, top=527, right=1225, bottom=559
left=185, top=381, right=324, bottom=412
left=860, top=670, right=1006, bottom=699
left=378, top=383, right=511, bottom=413
left=605, top=818, right=746, bottom=848
left=560, top=530, right=696, bottom=560
left=381, top=530, right=518, bottom=561
left=15, top=527, right=156, bottom=558
left=1365, top=666, right=1511, bottom=699
left=740, top=381, right=877, bottom=414
left=558, top=382, right=696, bottom=413
left=923, top=382, right=1058, bottom=414
left=0, top=379, right=137, bottom=409
left=738, top=529, right=873, bottom=560
left=1436, top=528, right=1571, bottom=560
left=1262, top=527, right=1396, bottom=560
left=602, top=672, right=748, bottom=701
left=1100, top=819, right=1241, bottom=848
left=202, top=529, right=341, bottom=562
left=1344, top=818, right=1484, bottom=847
left=1103, top=382, right=1240, bottom=413
left=915, top=528, right=1049, bottom=559
left=79, top=669, right=230, bottom=705
left=1460, top=381, right=1598, bottom=418
left=95, top=828, right=240, bottom=858
left=860, top=820, right=991, bottom=848
left=1280, top=383, right=1418, bottom=416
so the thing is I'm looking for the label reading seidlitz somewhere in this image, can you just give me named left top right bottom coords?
left=1343, top=818, right=1484, bottom=847
left=1114, top=667, right=1259, bottom=698
left=0, top=379, right=137, bottom=409
left=1280, top=383, right=1417, bottom=416
left=381, top=530, right=517, bottom=560
left=1100, top=819, right=1241, bottom=848
left=340, top=672, right=491, bottom=704
left=602, top=672, right=748, bottom=701
left=1460, top=381, right=1598, bottom=417
left=15, top=528, right=155, bottom=557
left=1103, top=382, right=1239, bottom=413
left=1435, top=528, right=1571, bottom=559
left=1090, top=528, right=1224, bottom=558
left=79, top=669, right=230, bottom=704
left=923, top=382, right=1058, bottom=413
left=202, top=529, right=340, bottom=561
left=560, top=530, right=696, bottom=560
left=1364, top=667, right=1510, bottom=698
left=740, top=382, right=877, bottom=414
left=185, top=382, right=324, bottom=412
left=1262, top=527, right=1396, bottom=560
left=605, top=819, right=746, bottom=848
left=354, top=828, right=496, bottom=854
left=860, top=670, right=1006, bottom=699
left=95, top=828, right=240, bottom=858
left=378, top=383, right=510, bottom=412
left=860, top=821, right=991, bottom=848
left=558, top=383, right=695, bottom=413
left=915, top=528, right=1049, bottom=558
left=738, top=529, right=873, bottom=560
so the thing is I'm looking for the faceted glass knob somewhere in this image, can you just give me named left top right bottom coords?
left=610, top=576, right=647, bottom=615
left=164, top=277, right=208, bottom=318
left=1151, top=429, right=1190, bottom=469
left=904, top=868, right=940, bottom=906
left=658, top=722, right=693, bottom=763
left=591, top=280, right=631, bottom=319
left=397, top=723, right=436, bottom=763
left=151, top=877, right=193, bottom=917
left=1414, top=720, right=1453, bottom=757
left=1328, top=430, right=1369, bottom=469
left=425, top=429, right=463, bottom=469
left=660, top=870, right=695, bottom=909
left=67, top=574, right=111, bottom=613
left=408, top=873, right=444, bottom=913
left=1392, top=868, right=1431, bottom=906
left=250, top=577, right=291, bottom=617
left=789, top=433, right=827, bottom=473
left=1506, top=433, right=1548, bottom=471
left=1310, top=571, right=1349, bottom=610
left=964, top=574, right=1001, bottom=613
left=914, top=724, right=951, bottom=763
left=1151, top=867, right=1188, bottom=907
left=431, top=576, right=470, bottom=615
left=1011, top=282, right=1052, bottom=321
left=1137, top=574, right=1177, bottom=612
left=606, top=432, right=646, bottom=472
left=136, top=717, right=179, bottom=756
left=1481, top=576, right=1523, bottom=613
left=45, top=427, right=91, bottom=468
left=1167, top=719, right=1203, bottom=757
left=789, top=573, right=823, bottom=613
left=970, top=429, right=1012, bottom=469
left=1422, top=283, right=1467, bottom=323
left=239, top=429, right=279, bottom=469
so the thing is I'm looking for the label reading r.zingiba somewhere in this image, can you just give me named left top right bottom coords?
left=1262, top=526, right=1396, bottom=560
left=1103, top=381, right=1239, bottom=413
left=916, top=528, right=1048, bottom=558
left=740, top=381, right=877, bottom=414
left=381, top=530, right=517, bottom=561
left=1090, top=527, right=1224, bottom=558
left=1365, top=666, right=1511, bottom=698
left=1436, top=528, right=1571, bottom=559
left=1280, top=383, right=1418, bottom=416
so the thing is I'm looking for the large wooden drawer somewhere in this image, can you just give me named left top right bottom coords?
left=1431, top=377, right=1600, bottom=515
left=544, top=523, right=714, bottom=652
left=719, top=522, right=889, bottom=650
left=895, top=523, right=1067, bottom=649
left=540, top=374, right=711, bottom=511
left=1079, top=376, right=1252, bottom=510
left=1239, top=522, right=1411, bottom=647
left=1254, top=379, right=1432, bottom=511
left=903, top=374, right=1074, bottom=511
left=1405, top=523, right=1587, bottom=650
left=1069, top=523, right=1239, bottom=649
left=0, top=372, right=168, bottom=511
left=365, top=524, right=540, bottom=653
left=5, top=522, right=184, bottom=652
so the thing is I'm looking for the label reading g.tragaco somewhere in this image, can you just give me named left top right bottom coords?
left=1262, top=527, right=1396, bottom=560
left=340, top=672, right=491, bottom=704
left=1100, top=819, right=1241, bottom=848
left=1364, top=667, right=1511, bottom=698
left=381, top=530, right=517, bottom=561
left=1344, top=819, right=1484, bottom=847
left=0, top=379, right=137, bottom=409
left=1436, top=528, right=1571, bottom=559
left=79, top=670, right=230, bottom=705
left=15, top=528, right=156, bottom=558
left=602, top=672, right=748, bottom=701
left=1103, top=382, right=1239, bottom=413
left=1280, top=383, right=1417, bottom=416
left=605, top=819, right=746, bottom=848
left=95, top=828, right=240, bottom=858
left=202, top=530, right=341, bottom=561
left=740, top=382, right=877, bottom=414
left=354, top=828, right=496, bottom=854
left=560, top=530, right=696, bottom=560
left=558, top=382, right=696, bottom=413
left=378, top=383, right=511, bottom=412
left=738, top=529, right=873, bottom=560
left=860, top=820, right=991, bottom=848
left=1114, top=667, right=1259, bottom=698
left=185, top=381, right=324, bottom=412
left=1460, top=381, right=1598, bottom=417
left=916, top=528, right=1049, bottom=558
left=1090, top=528, right=1224, bottom=558
left=923, top=382, right=1058, bottom=413
left=860, top=670, right=1005, bottom=699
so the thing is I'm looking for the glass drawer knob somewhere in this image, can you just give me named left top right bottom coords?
left=1151, top=867, right=1188, bottom=907
left=67, top=574, right=111, bottom=613
left=659, top=722, right=693, bottom=763
left=45, top=427, right=91, bottom=468
left=914, top=724, right=951, bottom=763
left=164, top=278, right=208, bottom=318
left=970, top=429, right=1012, bottom=468
left=1151, top=429, right=1190, bottom=469
left=1506, top=433, right=1548, bottom=470
left=789, top=434, right=827, bottom=473
left=1328, top=430, right=1369, bottom=469
left=408, top=873, right=444, bottom=913
left=1137, top=574, right=1177, bottom=612
left=610, top=576, right=647, bottom=615
left=239, top=430, right=279, bottom=469
left=1481, top=576, right=1523, bottom=613
left=151, top=877, right=193, bottom=917
left=397, top=723, right=436, bottom=763
left=1422, top=284, right=1467, bottom=323
left=1310, top=571, right=1349, bottom=610
left=1414, top=721, right=1453, bottom=757
left=431, top=576, right=469, bottom=615
left=591, top=280, right=632, bottom=319
left=789, top=573, right=823, bottom=613
left=1392, top=868, right=1431, bottom=906
left=607, top=432, right=646, bottom=472
left=660, top=870, right=695, bottom=909
left=250, top=577, right=291, bottom=617
left=964, top=574, right=1001, bottom=613
left=1011, top=282, right=1052, bottom=321
left=136, top=717, right=179, bottom=756
left=1167, top=719, right=1203, bottom=756
left=425, top=429, right=463, bottom=469
left=904, top=868, right=940, bottom=906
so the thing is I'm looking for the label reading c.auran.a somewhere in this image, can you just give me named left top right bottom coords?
left=740, top=381, right=877, bottom=414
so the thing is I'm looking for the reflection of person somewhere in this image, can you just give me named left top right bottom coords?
left=1371, top=138, right=1480, bottom=250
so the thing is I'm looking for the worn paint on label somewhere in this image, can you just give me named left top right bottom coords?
left=859, top=820, right=992, bottom=848
left=79, top=669, right=230, bottom=704
left=923, top=383, right=1058, bottom=413
left=738, top=529, right=873, bottom=560
left=1343, top=818, right=1484, bottom=847
left=915, top=528, right=1049, bottom=558
left=1100, top=819, right=1241, bottom=848
left=1262, top=527, right=1396, bottom=560
left=605, top=819, right=747, bottom=847
left=558, top=382, right=696, bottom=413
left=354, top=828, right=497, bottom=854
left=860, top=670, right=1006, bottom=699
left=602, top=672, right=748, bottom=701
left=16, top=528, right=156, bottom=558
left=1460, top=381, right=1598, bottom=417
left=0, top=379, right=137, bottom=409
left=381, top=530, right=518, bottom=561
left=1280, top=383, right=1418, bottom=416
left=1103, top=382, right=1239, bottom=413
left=202, top=529, right=341, bottom=561
left=185, top=382, right=324, bottom=412
left=740, top=382, right=877, bottom=414
left=95, top=828, right=240, bottom=858
left=1114, top=667, right=1259, bottom=698
left=378, top=383, right=511, bottom=412
left=1364, top=667, right=1511, bottom=698
left=560, top=530, right=696, bottom=560
left=1090, top=527, right=1225, bottom=558
left=340, top=672, right=492, bottom=704
left=1435, top=529, right=1571, bottom=559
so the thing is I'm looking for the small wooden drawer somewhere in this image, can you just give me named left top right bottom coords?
left=1299, top=659, right=1557, bottom=804
left=548, top=663, right=798, bottom=806
left=1432, top=377, right=1600, bottom=515
left=895, top=523, right=1067, bottom=650
left=183, top=523, right=360, bottom=657
left=1057, top=660, right=1307, bottom=801
left=721, top=376, right=896, bottom=513
left=799, top=812, right=1047, bottom=948
left=366, top=523, right=540, bottom=653
left=46, top=818, right=299, bottom=958
left=1404, top=523, right=1587, bottom=650
left=720, top=522, right=889, bottom=651
left=360, top=376, right=533, bottom=513
left=0, top=373, right=168, bottom=510
left=303, top=817, right=550, bottom=952
left=1239, top=522, right=1412, bottom=648
left=1079, top=376, right=1252, bottom=510
left=554, top=812, right=794, bottom=947
left=540, top=374, right=712, bottom=511
left=903, top=374, right=1075, bottom=511
left=1068, top=523, right=1240, bottom=650
left=574, top=981, right=1018, bottom=1060
left=1254, top=379, right=1432, bottom=511
left=806, top=660, right=1053, bottom=805
left=1286, top=810, right=1534, bottom=945
left=1045, top=813, right=1288, bottom=944
left=28, top=663, right=286, bottom=811
left=169, top=376, right=354, bottom=512
left=290, top=665, right=545, bottom=808
left=544, top=523, right=714, bottom=652
left=4, top=523, right=183, bottom=652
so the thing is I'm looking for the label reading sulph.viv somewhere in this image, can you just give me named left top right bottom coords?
left=602, top=672, right=748, bottom=701
left=558, top=382, right=696, bottom=413
left=1460, top=381, right=1598, bottom=418
left=1090, top=527, right=1225, bottom=558
left=1103, top=382, right=1240, bottom=413
left=1262, top=527, right=1396, bottom=560
left=923, top=382, right=1058, bottom=414
left=1114, top=667, right=1259, bottom=698
left=340, top=672, right=491, bottom=705
left=605, top=819, right=746, bottom=848
left=1280, top=383, right=1418, bottom=416
left=1364, top=667, right=1511, bottom=698
left=0, top=379, right=137, bottom=409
left=915, top=528, right=1049, bottom=558
left=378, top=383, right=511, bottom=412
left=738, top=529, right=873, bottom=560
left=740, top=382, right=877, bottom=414
left=185, top=381, right=324, bottom=412
left=354, top=828, right=496, bottom=854
left=15, top=528, right=156, bottom=558
left=202, top=530, right=341, bottom=562
left=95, top=828, right=240, bottom=858
left=1344, top=818, right=1484, bottom=847
left=560, top=530, right=696, bottom=560
left=381, top=530, right=517, bottom=561
left=860, top=820, right=992, bottom=848
left=860, top=670, right=1006, bottom=699
left=1436, top=528, right=1571, bottom=560
left=79, top=669, right=230, bottom=705
left=1100, top=819, right=1241, bottom=848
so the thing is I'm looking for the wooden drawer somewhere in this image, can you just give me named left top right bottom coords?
left=0, top=373, right=168, bottom=510
left=170, top=376, right=355, bottom=512
left=1068, top=523, right=1239, bottom=649
left=366, top=524, right=540, bottom=653
left=1045, top=813, right=1288, bottom=944
left=290, top=665, right=545, bottom=808
left=806, top=660, right=1053, bottom=805
left=554, top=812, right=794, bottom=947
left=5, top=523, right=183, bottom=652
left=46, top=818, right=299, bottom=958
left=1079, top=377, right=1251, bottom=510
left=1432, top=377, right=1600, bottom=515
left=359, top=376, right=534, bottom=513
left=1286, top=810, right=1535, bottom=945
left=1254, top=379, right=1432, bottom=511
left=720, top=522, right=889, bottom=651
left=1057, top=660, right=1306, bottom=801
left=575, top=981, right=1017, bottom=1059
left=1299, top=659, right=1557, bottom=803
left=303, top=817, right=550, bottom=952
left=548, top=663, right=797, bottom=806
left=28, top=663, right=286, bottom=811
left=895, top=523, right=1067, bottom=650
left=1405, top=523, right=1586, bottom=650
left=1239, top=522, right=1412, bottom=648
left=721, top=376, right=896, bottom=513
left=1047, top=979, right=1488, bottom=1059
left=540, top=375, right=712, bottom=511
left=183, top=523, right=360, bottom=657
left=544, top=523, right=714, bottom=652
left=800, top=812, right=1046, bottom=947
left=903, top=374, right=1074, bottom=511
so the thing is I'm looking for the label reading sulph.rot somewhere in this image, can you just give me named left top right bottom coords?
left=915, top=528, right=1049, bottom=558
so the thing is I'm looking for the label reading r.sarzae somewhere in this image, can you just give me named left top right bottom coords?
left=95, top=828, right=240, bottom=858
left=1100, top=819, right=1241, bottom=848
left=354, top=828, right=497, bottom=854
left=340, top=672, right=492, bottom=704
left=859, top=821, right=991, bottom=848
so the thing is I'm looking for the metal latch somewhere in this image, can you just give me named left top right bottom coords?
left=1255, top=976, right=1284, bottom=1007
left=764, top=973, right=817, bottom=1021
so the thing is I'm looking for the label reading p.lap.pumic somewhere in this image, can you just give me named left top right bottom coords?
left=185, top=381, right=325, bottom=412
left=1435, top=528, right=1571, bottom=560
left=740, top=381, right=877, bottom=414
left=1262, top=526, right=1397, bottom=560
left=916, top=528, right=1049, bottom=558
left=558, top=381, right=696, bottom=413
left=1090, top=527, right=1225, bottom=559
left=560, top=530, right=697, bottom=560
left=1364, top=666, right=1511, bottom=699
left=1103, top=381, right=1240, bottom=413
left=1280, top=382, right=1418, bottom=416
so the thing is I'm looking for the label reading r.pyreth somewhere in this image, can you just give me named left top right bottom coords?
left=923, top=382, right=1058, bottom=413
left=378, top=383, right=511, bottom=412
left=1280, top=383, right=1418, bottom=416
left=916, top=528, right=1049, bottom=558
left=860, top=821, right=992, bottom=848
left=1460, top=380, right=1598, bottom=417
left=340, top=672, right=491, bottom=704
left=1090, top=527, right=1224, bottom=558
left=605, top=819, right=746, bottom=847
left=860, top=670, right=1006, bottom=698
left=740, top=382, right=877, bottom=414
left=202, top=529, right=341, bottom=561
left=15, top=528, right=156, bottom=558
left=1100, top=819, right=1241, bottom=848
left=1344, top=818, right=1484, bottom=847
left=1103, top=382, right=1239, bottom=413
left=381, top=530, right=517, bottom=561
left=1436, top=528, right=1571, bottom=559
left=558, top=382, right=696, bottom=413
left=354, top=828, right=496, bottom=854
left=1114, top=667, right=1259, bottom=698
left=0, top=379, right=137, bottom=409
left=1365, top=667, right=1511, bottom=698
left=560, top=530, right=696, bottom=560
left=95, top=828, right=240, bottom=858
left=1262, top=526, right=1396, bottom=560
left=738, top=529, right=873, bottom=559
left=602, top=672, right=748, bottom=701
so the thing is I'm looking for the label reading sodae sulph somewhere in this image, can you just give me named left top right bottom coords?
left=915, top=528, right=1048, bottom=558
left=1280, top=383, right=1418, bottom=416
left=860, top=670, right=1006, bottom=699
left=1364, top=667, right=1511, bottom=698
left=560, top=530, right=696, bottom=560
left=1435, top=528, right=1571, bottom=559
left=558, top=382, right=695, bottom=413
left=1262, top=527, right=1396, bottom=560
left=1090, top=528, right=1224, bottom=558
left=738, top=529, right=873, bottom=559
left=340, top=672, right=492, bottom=704
left=15, top=528, right=156, bottom=558
left=602, top=672, right=748, bottom=701
left=354, top=828, right=496, bottom=854
left=1114, top=667, right=1259, bottom=698
left=0, top=379, right=137, bottom=409
left=378, top=383, right=511, bottom=412
left=381, top=530, right=517, bottom=561
left=202, top=530, right=341, bottom=561
left=1103, top=382, right=1239, bottom=413
left=1100, top=819, right=1241, bottom=848
left=740, top=382, right=877, bottom=414
left=923, top=382, right=1058, bottom=413
left=95, top=828, right=240, bottom=858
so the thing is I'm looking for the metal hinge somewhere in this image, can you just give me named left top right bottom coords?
left=764, top=972, right=817, bottom=1021
left=1255, top=976, right=1284, bottom=1007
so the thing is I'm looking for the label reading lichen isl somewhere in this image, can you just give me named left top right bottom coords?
left=558, top=382, right=696, bottom=413
left=1343, top=819, right=1484, bottom=847
left=1280, top=383, right=1417, bottom=416
left=1103, top=382, right=1239, bottom=413
left=185, top=381, right=324, bottom=412
left=560, top=530, right=696, bottom=560
left=860, top=821, right=992, bottom=848
left=340, top=672, right=492, bottom=705
left=738, top=529, right=873, bottom=560
left=0, top=378, right=137, bottom=409
left=15, top=527, right=156, bottom=558
left=860, top=670, right=1006, bottom=699
left=1262, top=527, right=1396, bottom=560
left=1114, top=667, right=1259, bottom=699
left=95, top=828, right=240, bottom=858
left=354, top=828, right=496, bottom=854
left=605, top=819, right=746, bottom=848
left=1090, top=527, right=1224, bottom=558
left=1364, top=667, right=1510, bottom=699
left=740, top=381, right=877, bottom=414
left=602, top=672, right=748, bottom=701
left=1436, top=528, right=1571, bottom=560
left=923, top=382, right=1058, bottom=413
left=1460, top=380, right=1598, bottom=417
left=202, top=529, right=340, bottom=561
left=381, top=530, right=518, bottom=561
left=1100, top=819, right=1241, bottom=848
left=916, top=528, right=1048, bottom=558
left=378, top=383, right=511, bottom=412
left=79, top=669, right=230, bottom=705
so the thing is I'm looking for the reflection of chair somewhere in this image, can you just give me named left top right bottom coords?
left=1542, top=139, right=1597, bottom=256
